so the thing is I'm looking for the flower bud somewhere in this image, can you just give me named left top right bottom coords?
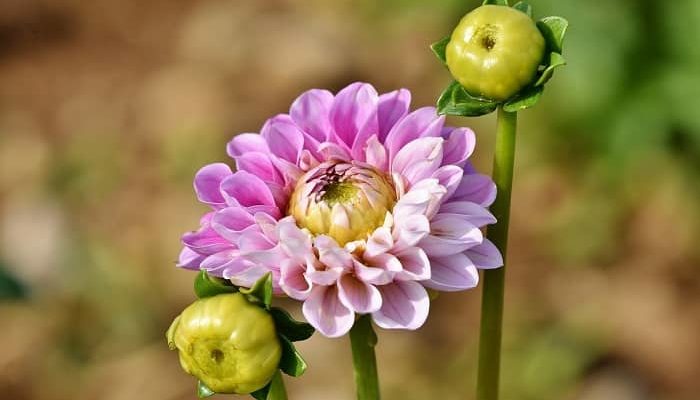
left=288, top=161, right=396, bottom=245
left=446, top=5, right=545, bottom=101
left=166, top=293, right=282, bottom=394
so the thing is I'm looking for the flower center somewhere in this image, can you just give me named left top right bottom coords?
left=288, top=161, right=396, bottom=245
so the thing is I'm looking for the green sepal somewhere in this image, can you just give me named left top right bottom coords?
left=194, top=270, right=237, bottom=299
left=430, top=36, right=450, bottom=65
left=240, top=272, right=273, bottom=309
left=278, top=335, right=308, bottom=377
left=534, top=52, right=566, bottom=87
left=512, top=1, right=532, bottom=17
left=251, top=371, right=287, bottom=400
left=502, top=85, right=544, bottom=112
left=437, top=81, right=499, bottom=117
left=537, top=16, right=568, bottom=54
left=197, top=380, right=215, bottom=398
left=270, top=307, right=315, bottom=342
left=482, top=0, right=509, bottom=6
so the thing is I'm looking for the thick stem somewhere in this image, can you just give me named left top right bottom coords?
left=349, top=315, right=381, bottom=400
left=476, top=106, right=517, bottom=400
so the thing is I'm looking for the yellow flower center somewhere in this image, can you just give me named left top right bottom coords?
left=288, top=161, right=396, bottom=245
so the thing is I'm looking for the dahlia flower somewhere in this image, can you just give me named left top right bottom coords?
left=178, top=82, right=503, bottom=337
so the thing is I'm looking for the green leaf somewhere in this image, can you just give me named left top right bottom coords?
left=278, top=335, right=308, bottom=377
left=430, top=36, right=450, bottom=65
left=537, top=16, right=568, bottom=54
left=483, top=0, right=509, bottom=5
left=502, top=85, right=544, bottom=112
left=534, top=52, right=566, bottom=87
left=240, top=272, right=273, bottom=309
left=437, top=81, right=499, bottom=117
left=197, top=380, right=215, bottom=398
left=512, top=2, right=532, bottom=17
left=251, top=371, right=287, bottom=400
left=194, top=270, right=237, bottom=299
left=270, top=307, right=315, bottom=342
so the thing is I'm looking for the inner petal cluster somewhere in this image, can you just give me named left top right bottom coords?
left=288, top=161, right=396, bottom=246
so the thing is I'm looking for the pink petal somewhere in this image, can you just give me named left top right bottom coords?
left=277, top=220, right=312, bottom=261
left=182, top=222, right=234, bottom=256
left=193, top=163, right=232, bottom=206
left=464, top=239, right=503, bottom=269
left=338, top=273, right=382, bottom=313
left=384, top=107, right=445, bottom=161
left=372, top=281, right=429, bottom=330
left=318, top=142, right=352, bottom=162
left=280, top=259, right=313, bottom=300
left=391, top=137, right=444, bottom=186
left=220, top=170, right=277, bottom=208
left=303, top=285, right=355, bottom=338
left=449, top=174, right=497, bottom=207
left=423, top=253, right=479, bottom=291
left=364, top=135, right=388, bottom=172
left=353, top=259, right=393, bottom=285
left=432, top=165, right=463, bottom=199
left=177, top=247, right=205, bottom=270
left=201, top=249, right=254, bottom=278
left=229, top=265, right=279, bottom=292
left=329, top=82, right=379, bottom=149
left=393, top=214, right=431, bottom=250
left=290, top=89, right=334, bottom=142
left=377, top=89, right=411, bottom=142
left=226, top=133, right=270, bottom=157
left=394, top=247, right=431, bottom=281
left=234, top=152, right=284, bottom=185
left=315, top=235, right=353, bottom=271
left=437, top=202, right=497, bottom=227
left=210, top=207, right=257, bottom=243
left=392, top=179, right=447, bottom=220
left=365, top=226, right=393, bottom=258
left=419, top=215, right=483, bottom=257
left=261, top=115, right=304, bottom=164
left=441, top=127, right=476, bottom=167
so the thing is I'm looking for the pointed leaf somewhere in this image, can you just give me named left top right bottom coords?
left=483, top=0, right=508, bottom=5
left=278, top=335, right=308, bottom=377
left=240, top=272, right=273, bottom=309
left=270, top=307, right=315, bottom=342
left=502, top=85, right=544, bottom=112
left=266, top=371, right=288, bottom=400
left=537, top=16, right=568, bottom=54
left=534, top=52, right=566, bottom=87
left=194, top=270, right=237, bottom=299
left=430, top=36, right=450, bottom=65
left=251, top=385, right=269, bottom=400
left=437, top=81, right=499, bottom=117
left=197, top=380, right=215, bottom=398
left=512, top=2, right=532, bottom=17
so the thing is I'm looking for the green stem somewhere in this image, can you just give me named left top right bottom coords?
left=349, top=315, right=381, bottom=400
left=476, top=106, right=517, bottom=400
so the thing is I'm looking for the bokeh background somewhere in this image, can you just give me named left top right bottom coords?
left=1, top=0, right=699, bottom=399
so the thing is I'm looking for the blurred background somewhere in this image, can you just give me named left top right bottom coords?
left=1, top=0, right=699, bottom=399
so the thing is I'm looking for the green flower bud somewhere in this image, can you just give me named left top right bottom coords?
left=446, top=5, right=545, bottom=101
left=166, top=293, right=282, bottom=394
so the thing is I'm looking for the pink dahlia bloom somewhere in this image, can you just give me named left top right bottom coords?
left=178, top=82, right=503, bottom=337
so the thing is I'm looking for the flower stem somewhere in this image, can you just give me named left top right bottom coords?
left=476, top=106, right=517, bottom=400
left=349, top=314, right=380, bottom=400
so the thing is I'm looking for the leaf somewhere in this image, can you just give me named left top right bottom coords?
left=537, top=16, right=569, bottom=54
left=430, top=36, right=450, bottom=65
left=197, top=380, right=215, bottom=398
left=437, top=81, right=499, bottom=117
left=512, top=2, right=532, bottom=17
left=240, top=272, right=273, bottom=309
left=270, top=307, right=315, bottom=342
left=502, top=85, right=544, bottom=112
left=278, top=335, right=308, bottom=377
left=251, top=371, right=288, bottom=400
left=483, top=0, right=509, bottom=5
left=194, top=270, right=237, bottom=299
left=534, top=52, right=566, bottom=87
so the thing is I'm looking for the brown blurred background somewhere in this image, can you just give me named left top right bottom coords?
left=1, top=0, right=699, bottom=399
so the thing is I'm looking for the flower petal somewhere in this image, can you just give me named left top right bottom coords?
left=449, top=174, right=497, bottom=206
left=234, top=152, right=284, bottom=185
left=220, top=170, right=277, bottom=209
left=465, top=239, right=503, bottom=269
left=261, top=115, right=304, bottom=163
left=377, top=89, right=411, bottom=142
left=303, top=285, right=355, bottom=338
left=384, top=107, right=444, bottom=161
left=432, top=165, right=463, bottom=200
left=338, top=273, right=382, bottom=313
left=193, top=163, right=232, bottom=206
left=437, top=202, right=497, bottom=227
left=420, top=214, right=483, bottom=257
left=441, top=127, right=476, bottom=167
left=365, top=135, right=388, bottom=172
left=290, top=89, right=334, bottom=142
left=280, top=259, right=313, bottom=300
left=392, top=137, right=444, bottom=186
left=394, top=247, right=431, bottom=281
left=226, top=133, right=269, bottom=157
left=330, top=82, right=378, bottom=149
left=177, top=247, right=205, bottom=270
left=365, top=226, right=393, bottom=258
left=423, top=252, right=479, bottom=291
left=210, top=207, right=258, bottom=243
left=372, top=281, right=429, bottom=330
